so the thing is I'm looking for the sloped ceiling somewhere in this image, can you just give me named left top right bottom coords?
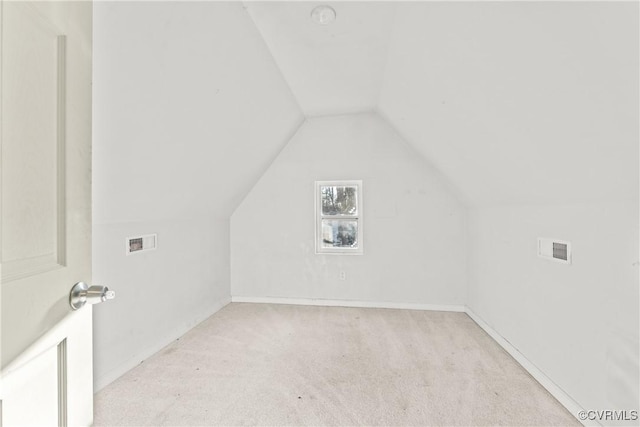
left=378, top=2, right=638, bottom=205
left=95, top=2, right=638, bottom=222
left=245, top=2, right=397, bottom=116
left=248, top=1, right=638, bottom=206
left=93, top=2, right=303, bottom=223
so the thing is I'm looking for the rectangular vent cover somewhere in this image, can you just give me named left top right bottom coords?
left=126, top=234, right=157, bottom=255
left=538, top=238, right=571, bottom=264
left=552, top=242, right=568, bottom=261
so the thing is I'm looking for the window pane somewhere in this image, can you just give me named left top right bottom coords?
left=321, top=219, right=358, bottom=248
left=321, top=185, right=358, bottom=215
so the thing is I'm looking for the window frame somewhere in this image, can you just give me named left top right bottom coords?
left=315, top=180, right=364, bottom=255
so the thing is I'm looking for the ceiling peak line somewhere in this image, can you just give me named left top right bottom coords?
left=303, top=108, right=378, bottom=120
left=241, top=1, right=305, bottom=117
left=245, top=2, right=398, bottom=116
left=374, top=107, right=471, bottom=208
left=229, top=115, right=307, bottom=218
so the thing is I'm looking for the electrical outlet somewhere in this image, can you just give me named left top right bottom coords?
left=339, top=271, right=346, bottom=280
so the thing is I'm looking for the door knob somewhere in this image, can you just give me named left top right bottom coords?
left=69, top=282, right=115, bottom=310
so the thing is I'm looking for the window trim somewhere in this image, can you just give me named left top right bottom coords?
left=315, top=180, right=364, bottom=255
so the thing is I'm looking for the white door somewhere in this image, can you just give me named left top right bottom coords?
left=1, top=1, right=94, bottom=425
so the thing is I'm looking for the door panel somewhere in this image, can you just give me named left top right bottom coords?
left=3, top=343, right=59, bottom=425
left=1, top=1, right=93, bottom=425
left=2, top=3, right=65, bottom=281
left=2, top=308, right=93, bottom=426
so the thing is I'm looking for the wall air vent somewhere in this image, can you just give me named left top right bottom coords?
left=552, top=242, right=568, bottom=261
left=126, top=234, right=157, bottom=255
left=538, top=238, right=571, bottom=264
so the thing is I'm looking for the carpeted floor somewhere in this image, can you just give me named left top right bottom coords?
left=93, top=303, right=579, bottom=426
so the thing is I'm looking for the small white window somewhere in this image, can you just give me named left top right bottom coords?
left=315, top=180, right=363, bottom=255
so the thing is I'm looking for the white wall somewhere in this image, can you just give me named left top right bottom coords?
left=92, top=217, right=230, bottom=390
left=231, top=113, right=466, bottom=306
left=467, top=202, right=639, bottom=417
left=92, top=1, right=302, bottom=390
left=91, top=2, right=639, bottom=416
left=377, top=1, right=639, bottom=417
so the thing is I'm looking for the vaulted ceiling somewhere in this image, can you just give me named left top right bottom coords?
left=247, top=1, right=638, bottom=206
left=378, top=2, right=638, bottom=206
left=93, top=1, right=638, bottom=223
left=93, top=2, right=303, bottom=223
left=245, top=2, right=397, bottom=116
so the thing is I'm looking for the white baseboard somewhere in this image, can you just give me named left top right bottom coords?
left=464, top=308, right=594, bottom=427
left=230, top=296, right=466, bottom=312
left=93, top=296, right=231, bottom=393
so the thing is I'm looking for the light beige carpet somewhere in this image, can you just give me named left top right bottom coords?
left=94, top=303, right=579, bottom=426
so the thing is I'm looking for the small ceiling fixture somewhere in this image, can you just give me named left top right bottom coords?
left=311, top=5, right=336, bottom=25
